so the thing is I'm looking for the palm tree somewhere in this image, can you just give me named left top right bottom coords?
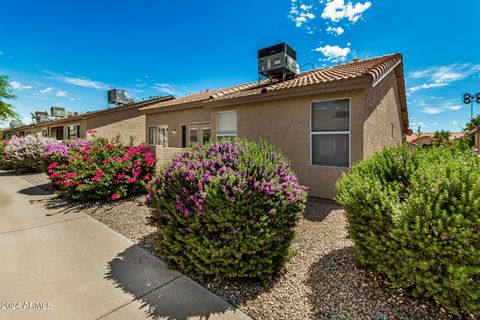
left=432, top=130, right=450, bottom=146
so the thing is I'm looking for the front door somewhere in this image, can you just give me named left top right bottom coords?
left=52, top=127, right=64, bottom=140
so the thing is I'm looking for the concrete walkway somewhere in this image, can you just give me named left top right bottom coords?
left=0, top=172, right=250, bottom=320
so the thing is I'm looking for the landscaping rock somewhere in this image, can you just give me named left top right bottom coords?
left=18, top=173, right=472, bottom=320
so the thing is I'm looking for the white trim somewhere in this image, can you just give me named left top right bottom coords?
left=148, top=125, right=168, bottom=146
left=201, top=126, right=212, bottom=144
left=187, top=126, right=199, bottom=147
left=310, top=98, right=351, bottom=168
left=372, top=59, right=401, bottom=87
left=67, top=123, right=80, bottom=139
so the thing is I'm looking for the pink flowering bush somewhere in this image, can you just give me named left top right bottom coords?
left=48, top=137, right=155, bottom=201
left=0, top=132, right=10, bottom=169
left=4, top=135, right=57, bottom=173
left=146, top=139, right=308, bottom=280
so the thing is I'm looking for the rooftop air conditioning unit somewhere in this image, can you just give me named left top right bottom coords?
left=34, top=111, right=49, bottom=123
left=107, top=89, right=130, bottom=105
left=51, top=106, right=66, bottom=118
left=258, top=42, right=298, bottom=81
left=10, top=119, right=23, bottom=128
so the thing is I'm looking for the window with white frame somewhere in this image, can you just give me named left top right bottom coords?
left=187, top=127, right=198, bottom=147
left=67, top=124, right=80, bottom=139
left=311, top=99, right=349, bottom=167
left=216, top=111, right=237, bottom=138
left=202, top=126, right=211, bottom=144
left=148, top=125, right=168, bottom=147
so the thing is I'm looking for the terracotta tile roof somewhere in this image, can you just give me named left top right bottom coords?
left=4, top=95, right=174, bottom=132
left=140, top=53, right=404, bottom=111
left=406, top=132, right=465, bottom=145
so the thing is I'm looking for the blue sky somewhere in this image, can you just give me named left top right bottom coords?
left=1, top=0, right=479, bottom=132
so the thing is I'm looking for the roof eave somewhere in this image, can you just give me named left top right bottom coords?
left=207, top=76, right=372, bottom=109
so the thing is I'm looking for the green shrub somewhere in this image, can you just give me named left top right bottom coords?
left=0, top=138, right=9, bottom=169
left=146, top=139, right=308, bottom=280
left=336, top=144, right=480, bottom=315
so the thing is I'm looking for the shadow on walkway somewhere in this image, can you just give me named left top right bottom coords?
left=18, top=183, right=54, bottom=196
left=105, top=245, right=244, bottom=320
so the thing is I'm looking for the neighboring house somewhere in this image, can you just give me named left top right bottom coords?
left=406, top=132, right=465, bottom=146
left=4, top=96, right=174, bottom=143
left=141, top=53, right=409, bottom=199
left=468, top=127, right=480, bottom=150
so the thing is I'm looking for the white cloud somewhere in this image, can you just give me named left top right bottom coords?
left=56, top=90, right=68, bottom=97
left=422, top=107, right=443, bottom=114
left=300, top=4, right=312, bottom=10
left=445, top=105, right=461, bottom=110
left=417, top=98, right=464, bottom=115
left=315, top=44, right=351, bottom=61
left=289, top=1, right=316, bottom=28
left=40, top=87, right=53, bottom=94
left=452, top=121, right=458, bottom=125
left=44, top=70, right=108, bottom=90
left=321, top=0, right=372, bottom=23
left=432, top=122, right=439, bottom=126
left=408, top=83, right=447, bottom=93
left=10, top=81, right=32, bottom=90
left=326, top=26, right=345, bottom=36
left=408, top=63, right=480, bottom=93
left=153, top=83, right=177, bottom=95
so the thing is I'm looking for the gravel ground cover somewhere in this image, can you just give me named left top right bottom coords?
left=17, top=172, right=471, bottom=320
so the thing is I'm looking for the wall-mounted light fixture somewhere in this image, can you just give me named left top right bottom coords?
left=172, top=128, right=177, bottom=134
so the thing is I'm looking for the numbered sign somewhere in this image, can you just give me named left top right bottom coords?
left=463, top=93, right=480, bottom=119
left=464, top=93, right=480, bottom=104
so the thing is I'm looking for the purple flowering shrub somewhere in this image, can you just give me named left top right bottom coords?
left=41, top=139, right=90, bottom=167
left=146, top=139, right=308, bottom=280
left=4, top=135, right=58, bottom=173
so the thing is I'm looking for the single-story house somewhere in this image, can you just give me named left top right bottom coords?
left=406, top=132, right=465, bottom=146
left=468, top=127, right=480, bottom=150
left=140, top=53, right=409, bottom=199
left=4, top=95, right=174, bottom=143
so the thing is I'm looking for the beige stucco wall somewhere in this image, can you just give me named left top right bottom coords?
left=363, top=71, right=403, bottom=157
left=145, top=74, right=404, bottom=199
left=48, top=119, right=87, bottom=140
left=210, top=90, right=365, bottom=199
left=146, top=108, right=211, bottom=147
left=151, top=146, right=186, bottom=171
left=86, top=108, right=146, bottom=144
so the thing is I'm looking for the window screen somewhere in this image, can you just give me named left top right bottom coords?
left=311, top=99, right=350, bottom=167
left=216, top=111, right=237, bottom=136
